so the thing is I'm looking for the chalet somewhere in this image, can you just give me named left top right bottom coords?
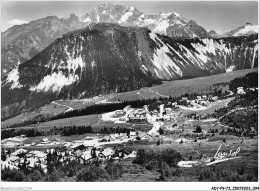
left=199, top=101, right=208, bottom=106
left=99, top=147, right=114, bottom=158
left=248, top=88, right=257, bottom=91
left=212, top=96, right=219, bottom=101
left=139, top=114, right=146, bottom=120
left=190, top=100, right=196, bottom=106
left=102, top=135, right=110, bottom=142
left=1, top=140, right=22, bottom=147
left=165, top=107, right=172, bottom=115
left=55, top=138, right=61, bottom=143
left=130, top=132, right=136, bottom=137
left=41, top=138, right=50, bottom=144
left=75, top=144, right=86, bottom=151
left=128, top=112, right=135, bottom=119
left=1, top=161, right=18, bottom=170
left=8, top=156, right=19, bottom=164
left=119, top=116, right=127, bottom=121
left=118, top=147, right=132, bottom=156
left=39, top=164, right=48, bottom=173
left=237, top=87, right=246, bottom=95
left=182, top=97, right=188, bottom=101
left=12, top=148, right=28, bottom=156
left=139, top=133, right=153, bottom=140
left=143, top=105, right=149, bottom=112
left=122, top=105, right=132, bottom=114
left=109, top=134, right=116, bottom=139
left=81, top=150, right=92, bottom=160
left=119, top=133, right=127, bottom=137
left=74, top=150, right=83, bottom=157
left=27, top=158, right=39, bottom=169
left=152, top=109, right=159, bottom=116
left=197, top=96, right=202, bottom=100
left=34, top=152, right=47, bottom=163
left=163, top=115, right=171, bottom=121
left=115, top=110, right=124, bottom=115
left=172, top=102, right=177, bottom=106
left=135, top=114, right=141, bottom=119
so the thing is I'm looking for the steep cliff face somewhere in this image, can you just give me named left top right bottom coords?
left=1, top=24, right=258, bottom=118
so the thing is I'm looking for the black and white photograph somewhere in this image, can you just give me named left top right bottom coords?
left=1, top=0, right=259, bottom=190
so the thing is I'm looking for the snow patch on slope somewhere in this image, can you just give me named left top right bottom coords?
left=96, top=15, right=100, bottom=22
left=232, top=25, right=258, bottom=36
left=149, top=32, right=182, bottom=79
left=153, top=19, right=169, bottom=34
left=83, top=17, right=91, bottom=23
left=251, top=43, right=258, bottom=68
left=64, top=46, right=85, bottom=77
left=119, top=7, right=134, bottom=23
left=5, top=67, right=23, bottom=89
left=226, top=65, right=235, bottom=72
left=29, top=72, right=78, bottom=92
left=190, top=38, right=233, bottom=69
left=129, top=7, right=134, bottom=11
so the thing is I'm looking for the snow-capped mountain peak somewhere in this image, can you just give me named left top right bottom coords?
left=62, top=13, right=79, bottom=21
left=78, top=3, right=208, bottom=38
left=229, top=23, right=258, bottom=37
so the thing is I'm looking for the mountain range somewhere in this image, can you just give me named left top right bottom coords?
left=2, top=23, right=258, bottom=119
left=1, top=3, right=258, bottom=75
left=1, top=3, right=259, bottom=119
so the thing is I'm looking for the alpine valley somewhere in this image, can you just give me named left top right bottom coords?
left=2, top=3, right=258, bottom=74
left=1, top=3, right=259, bottom=119
left=1, top=2, right=259, bottom=183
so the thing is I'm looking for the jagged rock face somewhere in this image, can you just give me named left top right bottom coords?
left=2, top=3, right=258, bottom=75
left=79, top=3, right=208, bottom=38
left=1, top=24, right=258, bottom=119
left=1, top=15, right=88, bottom=75
left=166, top=20, right=210, bottom=38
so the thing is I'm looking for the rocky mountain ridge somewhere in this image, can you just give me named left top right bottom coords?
left=2, top=23, right=258, bottom=119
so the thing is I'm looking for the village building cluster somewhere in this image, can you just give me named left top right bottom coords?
left=101, top=94, right=221, bottom=125
left=2, top=86, right=256, bottom=174
left=1, top=135, right=139, bottom=173
left=102, top=104, right=178, bottom=125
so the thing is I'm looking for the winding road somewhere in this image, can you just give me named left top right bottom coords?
left=52, top=101, right=73, bottom=111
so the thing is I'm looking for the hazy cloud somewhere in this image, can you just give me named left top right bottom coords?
left=7, top=19, right=28, bottom=25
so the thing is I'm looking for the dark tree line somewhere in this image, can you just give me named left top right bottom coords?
left=2, top=125, right=92, bottom=139
left=229, top=72, right=258, bottom=92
